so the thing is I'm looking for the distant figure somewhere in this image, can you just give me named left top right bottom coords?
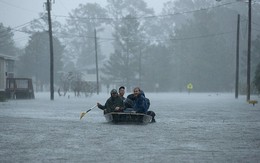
left=97, top=89, right=124, bottom=114
left=58, top=88, right=62, bottom=96
left=187, top=83, right=193, bottom=94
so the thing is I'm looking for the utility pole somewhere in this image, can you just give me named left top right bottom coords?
left=46, top=0, right=54, bottom=100
left=94, top=28, right=99, bottom=95
left=235, top=14, right=240, bottom=99
left=246, top=0, right=252, bottom=101
left=216, top=0, right=252, bottom=101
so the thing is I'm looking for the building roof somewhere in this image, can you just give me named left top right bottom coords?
left=0, top=53, right=16, bottom=60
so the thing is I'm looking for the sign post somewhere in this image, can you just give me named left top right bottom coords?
left=187, top=83, right=193, bottom=94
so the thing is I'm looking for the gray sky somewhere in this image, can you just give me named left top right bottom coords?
left=0, top=0, right=168, bottom=47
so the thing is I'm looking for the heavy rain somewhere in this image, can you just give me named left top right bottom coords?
left=1, top=0, right=260, bottom=162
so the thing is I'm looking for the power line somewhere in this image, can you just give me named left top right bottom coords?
left=57, top=30, right=236, bottom=43
left=52, top=1, right=239, bottom=21
left=6, top=20, right=235, bottom=43
left=11, top=21, right=32, bottom=30
left=169, top=31, right=235, bottom=41
left=0, top=18, right=43, bottom=39
left=2, top=0, right=256, bottom=33
left=2, top=1, right=257, bottom=46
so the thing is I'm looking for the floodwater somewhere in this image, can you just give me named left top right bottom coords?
left=0, top=92, right=260, bottom=162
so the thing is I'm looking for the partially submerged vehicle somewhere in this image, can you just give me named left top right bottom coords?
left=5, top=78, right=35, bottom=99
left=104, top=112, right=153, bottom=124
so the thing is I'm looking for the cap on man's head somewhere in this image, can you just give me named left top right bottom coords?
left=110, top=89, right=118, bottom=94
left=119, top=86, right=125, bottom=90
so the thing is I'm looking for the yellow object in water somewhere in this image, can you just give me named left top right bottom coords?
left=248, top=100, right=258, bottom=106
left=187, top=83, right=193, bottom=90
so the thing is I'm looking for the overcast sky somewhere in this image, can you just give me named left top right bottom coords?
left=0, top=0, right=168, bottom=47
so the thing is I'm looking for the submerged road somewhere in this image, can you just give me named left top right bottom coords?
left=0, top=92, right=260, bottom=162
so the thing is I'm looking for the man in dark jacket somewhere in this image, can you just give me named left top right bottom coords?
left=126, top=87, right=156, bottom=122
left=97, top=89, right=124, bottom=114
left=126, top=87, right=148, bottom=113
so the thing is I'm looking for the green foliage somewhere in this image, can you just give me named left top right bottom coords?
left=22, top=13, right=62, bottom=34
left=62, top=3, right=107, bottom=68
left=252, top=35, right=260, bottom=81
left=254, top=63, right=260, bottom=93
left=252, top=33, right=260, bottom=94
left=16, top=32, right=64, bottom=89
left=13, top=0, right=259, bottom=93
left=0, top=23, right=17, bottom=56
left=151, top=0, right=239, bottom=91
left=102, top=0, right=154, bottom=89
left=142, top=45, right=173, bottom=91
left=102, top=14, right=145, bottom=88
left=107, top=0, right=153, bottom=19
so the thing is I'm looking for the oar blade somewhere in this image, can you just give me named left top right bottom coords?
left=80, top=112, right=86, bottom=120
left=80, top=105, right=97, bottom=120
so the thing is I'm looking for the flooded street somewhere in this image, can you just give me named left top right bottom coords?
left=1, top=92, right=260, bottom=162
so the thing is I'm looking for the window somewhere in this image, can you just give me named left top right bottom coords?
left=16, top=80, right=29, bottom=89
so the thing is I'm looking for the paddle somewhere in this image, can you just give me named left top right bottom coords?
left=80, top=104, right=97, bottom=120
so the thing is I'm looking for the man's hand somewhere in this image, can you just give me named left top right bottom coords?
left=97, top=103, right=104, bottom=110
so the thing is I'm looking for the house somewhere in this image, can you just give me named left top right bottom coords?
left=0, top=53, right=15, bottom=100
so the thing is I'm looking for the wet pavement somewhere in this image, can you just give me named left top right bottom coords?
left=0, top=92, right=260, bottom=162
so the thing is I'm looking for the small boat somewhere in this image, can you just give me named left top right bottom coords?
left=104, top=112, right=152, bottom=124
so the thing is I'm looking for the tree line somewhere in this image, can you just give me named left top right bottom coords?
left=1, top=0, right=260, bottom=93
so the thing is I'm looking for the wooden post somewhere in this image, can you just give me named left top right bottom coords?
left=246, top=0, right=252, bottom=101
left=47, top=0, right=54, bottom=100
left=235, top=14, right=240, bottom=99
